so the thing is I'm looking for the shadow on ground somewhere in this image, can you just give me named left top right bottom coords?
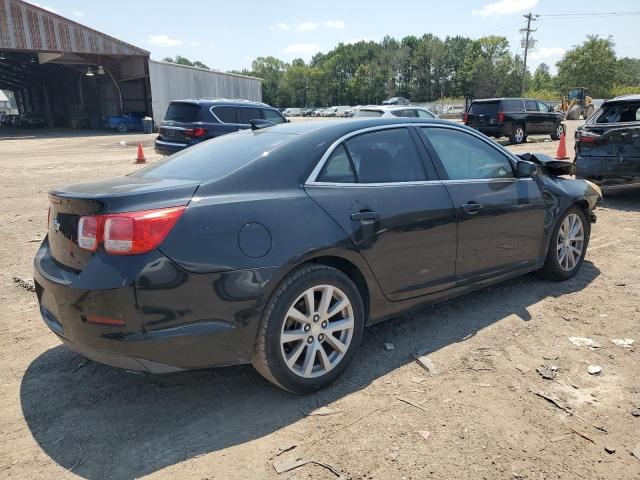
left=0, top=127, right=151, bottom=141
left=601, top=186, right=640, bottom=212
left=20, top=263, right=600, bottom=479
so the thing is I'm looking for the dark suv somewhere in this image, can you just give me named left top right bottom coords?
left=155, top=99, right=286, bottom=155
left=464, top=98, right=564, bottom=145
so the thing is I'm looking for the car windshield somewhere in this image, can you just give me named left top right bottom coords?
left=164, top=103, right=200, bottom=122
left=134, top=131, right=292, bottom=181
left=469, top=102, right=499, bottom=115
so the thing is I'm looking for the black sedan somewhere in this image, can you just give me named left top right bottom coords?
left=34, top=118, right=602, bottom=393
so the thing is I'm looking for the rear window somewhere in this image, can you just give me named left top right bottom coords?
left=135, top=132, right=290, bottom=181
left=354, top=109, right=383, bottom=118
left=468, top=102, right=499, bottom=115
left=164, top=103, right=200, bottom=122
left=595, top=102, right=640, bottom=124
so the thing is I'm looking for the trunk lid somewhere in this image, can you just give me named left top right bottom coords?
left=48, top=177, right=199, bottom=271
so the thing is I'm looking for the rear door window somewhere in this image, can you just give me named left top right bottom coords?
left=261, top=109, right=286, bottom=124
left=317, top=144, right=356, bottom=183
left=417, top=109, right=435, bottom=118
left=164, top=103, right=201, bottom=122
left=525, top=100, right=539, bottom=112
left=391, top=109, right=418, bottom=118
left=423, top=127, right=514, bottom=180
left=501, top=100, right=524, bottom=112
left=213, top=106, right=238, bottom=123
left=345, top=128, right=427, bottom=183
left=238, top=108, right=262, bottom=124
left=469, top=102, right=499, bottom=115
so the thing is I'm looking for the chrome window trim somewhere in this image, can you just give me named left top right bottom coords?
left=305, top=122, right=521, bottom=186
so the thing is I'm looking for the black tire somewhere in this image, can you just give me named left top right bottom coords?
left=117, top=123, right=128, bottom=133
left=550, top=123, right=564, bottom=141
left=252, top=264, right=364, bottom=393
left=540, top=206, right=590, bottom=281
left=509, top=124, right=526, bottom=144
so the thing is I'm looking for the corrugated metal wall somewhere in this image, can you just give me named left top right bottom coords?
left=0, top=0, right=147, bottom=55
left=148, top=60, right=262, bottom=124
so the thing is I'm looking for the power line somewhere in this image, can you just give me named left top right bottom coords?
left=538, top=11, right=640, bottom=18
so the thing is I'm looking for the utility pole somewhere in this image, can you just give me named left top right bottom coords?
left=520, top=12, right=538, bottom=95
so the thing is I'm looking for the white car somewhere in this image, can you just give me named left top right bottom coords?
left=353, top=105, right=437, bottom=119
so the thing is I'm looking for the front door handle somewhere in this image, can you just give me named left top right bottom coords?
left=461, top=202, right=482, bottom=214
left=351, top=211, right=380, bottom=222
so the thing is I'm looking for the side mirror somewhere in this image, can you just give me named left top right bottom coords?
left=517, top=160, right=534, bottom=178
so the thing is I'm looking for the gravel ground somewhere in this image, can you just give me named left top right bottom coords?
left=0, top=121, right=639, bottom=480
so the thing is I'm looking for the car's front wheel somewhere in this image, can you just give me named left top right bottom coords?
left=540, top=206, right=590, bottom=281
left=509, top=124, right=526, bottom=144
left=252, top=265, right=364, bottom=393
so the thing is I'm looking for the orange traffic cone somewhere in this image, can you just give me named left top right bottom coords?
left=555, top=130, right=569, bottom=160
left=135, top=142, right=146, bottom=163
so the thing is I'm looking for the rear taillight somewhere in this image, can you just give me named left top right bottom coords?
left=77, top=206, right=185, bottom=255
left=463, top=113, right=468, bottom=124
left=193, top=127, right=207, bottom=137
left=78, top=216, right=100, bottom=252
left=577, top=131, right=601, bottom=143
left=497, top=111, right=505, bottom=123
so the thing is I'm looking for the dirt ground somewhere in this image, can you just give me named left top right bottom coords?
left=0, top=121, right=639, bottom=480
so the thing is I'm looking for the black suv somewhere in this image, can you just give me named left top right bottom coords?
left=155, top=99, right=286, bottom=155
left=464, top=98, right=564, bottom=145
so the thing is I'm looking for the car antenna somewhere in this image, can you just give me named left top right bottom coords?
left=250, top=119, right=275, bottom=131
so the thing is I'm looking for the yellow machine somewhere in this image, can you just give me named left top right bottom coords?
left=559, top=87, right=594, bottom=120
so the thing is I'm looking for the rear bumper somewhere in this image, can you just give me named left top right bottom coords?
left=576, top=154, right=640, bottom=180
left=34, top=238, right=279, bottom=372
left=154, top=138, right=189, bottom=156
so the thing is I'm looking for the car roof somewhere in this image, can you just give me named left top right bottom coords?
left=471, top=98, right=538, bottom=103
left=608, top=94, right=640, bottom=102
left=169, top=98, right=273, bottom=108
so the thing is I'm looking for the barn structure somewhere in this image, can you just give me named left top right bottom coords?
left=0, top=0, right=262, bottom=128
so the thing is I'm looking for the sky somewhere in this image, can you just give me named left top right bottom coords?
left=27, top=0, right=640, bottom=74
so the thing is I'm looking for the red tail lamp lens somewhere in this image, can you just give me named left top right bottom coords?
left=77, top=206, right=185, bottom=255
left=78, top=216, right=100, bottom=251
left=497, top=111, right=505, bottom=123
left=193, top=127, right=207, bottom=137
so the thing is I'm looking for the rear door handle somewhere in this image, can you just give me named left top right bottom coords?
left=351, top=211, right=380, bottom=222
left=461, top=202, right=482, bottom=214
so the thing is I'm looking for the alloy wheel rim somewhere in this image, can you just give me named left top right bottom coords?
left=280, top=285, right=354, bottom=378
left=557, top=213, right=584, bottom=271
left=515, top=127, right=524, bottom=142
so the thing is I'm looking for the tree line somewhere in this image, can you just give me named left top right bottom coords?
left=172, top=34, right=640, bottom=107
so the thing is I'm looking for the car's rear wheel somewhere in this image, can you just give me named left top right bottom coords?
left=550, top=123, right=564, bottom=140
left=117, top=123, right=128, bottom=133
left=252, top=265, right=364, bottom=393
left=540, top=206, right=590, bottom=281
left=509, top=124, right=526, bottom=144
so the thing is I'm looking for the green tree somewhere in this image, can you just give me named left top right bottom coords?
left=250, top=56, right=287, bottom=106
left=620, top=57, right=640, bottom=86
left=531, top=63, right=553, bottom=91
left=556, top=35, right=622, bottom=98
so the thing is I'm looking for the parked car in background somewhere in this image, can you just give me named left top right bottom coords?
left=320, top=107, right=337, bottom=117
left=154, top=98, right=286, bottom=155
left=333, top=106, right=352, bottom=117
left=301, top=108, right=314, bottom=117
left=15, top=113, right=45, bottom=128
left=464, top=98, right=565, bottom=145
left=284, top=108, right=302, bottom=117
left=575, top=94, right=640, bottom=186
left=104, top=112, right=146, bottom=133
left=353, top=105, right=436, bottom=119
left=36, top=117, right=601, bottom=393
left=382, top=96, right=410, bottom=106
